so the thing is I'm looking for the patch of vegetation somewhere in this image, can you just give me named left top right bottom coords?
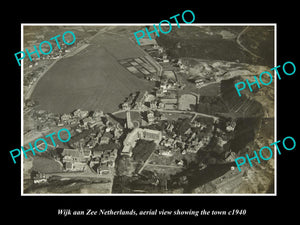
left=132, top=140, right=156, bottom=162
left=32, top=156, right=63, bottom=173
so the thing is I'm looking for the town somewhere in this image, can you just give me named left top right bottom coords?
left=22, top=25, right=273, bottom=194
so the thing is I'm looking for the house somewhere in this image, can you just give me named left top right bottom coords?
left=107, top=149, right=118, bottom=159
left=57, top=121, right=64, bottom=127
left=87, top=139, right=97, bottom=148
left=62, top=149, right=85, bottom=163
left=61, top=149, right=88, bottom=171
left=73, top=109, right=89, bottom=119
left=93, top=148, right=104, bottom=158
left=150, top=101, right=157, bottom=109
left=97, top=163, right=110, bottom=175
left=82, top=117, right=93, bottom=126
left=186, top=147, right=198, bottom=153
left=176, top=159, right=184, bottom=166
left=83, top=150, right=91, bottom=159
left=121, top=128, right=162, bottom=157
left=160, top=98, right=177, bottom=104
left=225, top=151, right=236, bottom=162
left=114, top=129, right=123, bottom=139
left=100, top=151, right=111, bottom=163
left=92, top=111, right=104, bottom=118
left=100, top=136, right=110, bottom=145
left=226, top=120, right=236, bottom=132
left=107, top=160, right=115, bottom=168
left=147, top=111, right=155, bottom=123
left=72, top=162, right=86, bottom=171
left=159, top=149, right=173, bottom=156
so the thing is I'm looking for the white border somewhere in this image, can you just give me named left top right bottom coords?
left=21, top=23, right=277, bottom=196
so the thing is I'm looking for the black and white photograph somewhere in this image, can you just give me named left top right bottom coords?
left=21, top=24, right=275, bottom=195
left=3, top=3, right=298, bottom=224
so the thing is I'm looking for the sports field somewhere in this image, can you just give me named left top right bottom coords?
left=31, top=30, right=153, bottom=113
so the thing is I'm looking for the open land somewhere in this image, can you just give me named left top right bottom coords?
left=23, top=25, right=275, bottom=194
left=31, top=32, right=152, bottom=113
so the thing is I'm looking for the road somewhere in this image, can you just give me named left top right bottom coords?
left=137, top=148, right=156, bottom=174
left=112, top=108, right=219, bottom=121
left=24, top=27, right=106, bottom=101
left=236, top=26, right=262, bottom=59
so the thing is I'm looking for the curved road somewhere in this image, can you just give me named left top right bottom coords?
left=236, top=26, right=262, bottom=59
left=112, top=108, right=219, bottom=121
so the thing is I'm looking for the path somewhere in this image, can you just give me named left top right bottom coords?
left=112, top=108, right=219, bottom=121
left=236, top=26, right=262, bottom=59
left=137, top=149, right=156, bottom=174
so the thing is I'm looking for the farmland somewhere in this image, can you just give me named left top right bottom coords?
left=157, top=26, right=274, bottom=66
left=31, top=30, right=153, bottom=114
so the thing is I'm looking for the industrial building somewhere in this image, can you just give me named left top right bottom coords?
left=121, top=128, right=162, bottom=157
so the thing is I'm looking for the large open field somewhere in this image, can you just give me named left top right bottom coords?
left=31, top=29, right=153, bottom=114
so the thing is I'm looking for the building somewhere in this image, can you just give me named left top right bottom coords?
left=82, top=117, right=93, bottom=127
left=126, top=110, right=134, bottom=129
left=150, top=101, right=157, bottom=109
left=147, top=111, right=155, bottom=124
left=137, top=129, right=162, bottom=144
left=159, top=149, right=173, bottom=156
left=83, top=150, right=91, bottom=159
left=61, top=148, right=87, bottom=171
left=87, top=138, right=98, bottom=148
left=133, top=92, right=146, bottom=109
left=92, top=111, right=104, bottom=118
left=160, top=98, right=178, bottom=104
left=72, top=162, right=86, bottom=171
left=121, top=128, right=162, bottom=157
left=62, top=149, right=85, bottom=163
left=122, top=102, right=131, bottom=110
left=121, top=144, right=133, bottom=157
left=73, top=109, right=89, bottom=119
left=100, top=136, right=110, bottom=145
left=226, top=120, right=236, bottom=132
left=225, top=151, right=236, bottom=162
left=97, top=163, right=110, bottom=175
left=163, top=103, right=177, bottom=110
left=61, top=113, right=72, bottom=122
left=93, top=148, right=103, bottom=158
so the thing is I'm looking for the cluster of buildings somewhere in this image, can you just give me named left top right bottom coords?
left=58, top=109, right=105, bottom=130
left=29, top=108, right=109, bottom=135
left=30, top=110, right=60, bottom=133
left=62, top=110, right=122, bottom=175
left=90, top=149, right=118, bottom=175
left=60, top=147, right=118, bottom=175
left=139, top=38, right=171, bottom=64
left=158, top=120, right=214, bottom=156
left=24, top=36, right=86, bottom=68
left=121, top=84, right=197, bottom=113
left=29, top=108, right=123, bottom=175
left=120, top=103, right=217, bottom=161
left=61, top=148, right=90, bottom=171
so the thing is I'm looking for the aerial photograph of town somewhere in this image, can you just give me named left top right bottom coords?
left=22, top=25, right=275, bottom=194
